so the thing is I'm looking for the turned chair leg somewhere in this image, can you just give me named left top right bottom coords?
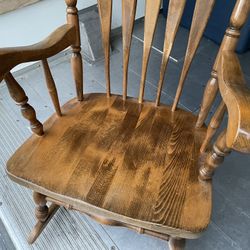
left=28, top=192, right=60, bottom=244
left=168, top=237, right=186, bottom=250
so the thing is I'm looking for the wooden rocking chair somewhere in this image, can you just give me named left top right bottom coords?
left=1, top=0, right=250, bottom=249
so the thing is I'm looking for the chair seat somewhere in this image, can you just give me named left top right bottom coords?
left=7, top=93, right=211, bottom=239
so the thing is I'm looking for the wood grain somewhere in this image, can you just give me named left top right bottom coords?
left=197, top=0, right=250, bottom=127
left=172, top=0, right=215, bottom=111
left=218, top=51, right=250, bottom=153
left=97, top=0, right=112, bottom=98
left=122, top=0, right=137, bottom=100
left=7, top=93, right=211, bottom=239
left=138, top=0, right=161, bottom=103
left=199, top=130, right=231, bottom=180
left=155, top=0, right=187, bottom=106
left=3, top=0, right=250, bottom=247
left=42, top=59, right=62, bottom=117
left=200, top=101, right=226, bottom=153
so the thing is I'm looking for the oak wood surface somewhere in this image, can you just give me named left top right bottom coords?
left=97, top=0, right=112, bottom=98
left=4, top=72, right=44, bottom=136
left=218, top=51, right=250, bottom=153
left=172, top=0, right=216, bottom=111
left=197, top=0, right=250, bottom=128
left=122, top=0, right=137, bottom=100
left=155, top=0, right=187, bottom=106
left=2, top=0, right=250, bottom=247
left=41, top=59, right=62, bottom=117
left=7, top=93, right=211, bottom=239
left=66, top=0, right=84, bottom=101
left=138, top=0, right=161, bottom=103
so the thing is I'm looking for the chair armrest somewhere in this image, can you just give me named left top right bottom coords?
left=218, top=50, right=250, bottom=153
left=0, top=24, right=76, bottom=82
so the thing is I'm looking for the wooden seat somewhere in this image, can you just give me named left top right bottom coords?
left=7, top=93, right=211, bottom=238
left=1, top=0, right=250, bottom=249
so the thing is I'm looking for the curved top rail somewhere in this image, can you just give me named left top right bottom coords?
left=0, top=24, right=76, bottom=82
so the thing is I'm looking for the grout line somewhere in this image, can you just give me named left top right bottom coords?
left=210, top=221, right=241, bottom=249
left=214, top=186, right=250, bottom=220
left=128, top=67, right=193, bottom=112
left=132, top=35, right=179, bottom=63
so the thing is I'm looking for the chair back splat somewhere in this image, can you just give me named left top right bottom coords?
left=97, top=0, right=216, bottom=108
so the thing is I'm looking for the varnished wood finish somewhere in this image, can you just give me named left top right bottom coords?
left=66, top=0, right=83, bottom=101
left=218, top=51, right=250, bottom=153
left=7, top=94, right=211, bottom=239
left=33, top=192, right=49, bottom=223
left=199, top=130, right=231, bottom=180
left=169, top=237, right=186, bottom=250
left=138, top=0, right=161, bottom=103
left=28, top=202, right=59, bottom=244
left=97, top=0, right=112, bottom=98
left=4, top=72, right=44, bottom=136
left=197, top=0, right=250, bottom=127
left=172, top=0, right=215, bottom=111
left=3, top=0, right=250, bottom=247
left=0, top=24, right=76, bottom=82
left=156, top=0, right=186, bottom=106
left=196, top=70, right=219, bottom=128
left=200, top=101, right=226, bottom=153
left=46, top=196, right=171, bottom=241
left=42, top=59, right=62, bottom=116
left=122, top=0, right=137, bottom=100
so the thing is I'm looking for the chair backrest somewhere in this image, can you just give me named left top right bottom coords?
left=97, top=0, right=248, bottom=106
left=96, top=0, right=249, bottom=156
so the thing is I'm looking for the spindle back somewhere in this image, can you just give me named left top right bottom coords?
left=97, top=0, right=249, bottom=117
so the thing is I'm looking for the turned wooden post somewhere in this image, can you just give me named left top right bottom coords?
left=196, top=0, right=249, bottom=128
left=200, top=101, right=226, bottom=153
left=33, top=192, right=49, bottom=222
left=199, top=130, right=231, bottom=180
left=4, top=72, right=44, bottom=136
left=65, top=0, right=83, bottom=101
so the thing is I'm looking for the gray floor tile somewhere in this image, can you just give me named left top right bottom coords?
left=0, top=219, right=15, bottom=250
left=214, top=152, right=250, bottom=218
left=211, top=189, right=250, bottom=250
left=186, top=223, right=238, bottom=250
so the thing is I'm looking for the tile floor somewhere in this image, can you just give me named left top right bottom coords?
left=1, top=14, right=250, bottom=250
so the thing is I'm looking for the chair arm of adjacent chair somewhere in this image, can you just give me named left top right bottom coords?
left=0, top=24, right=76, bottom=82
left=218, top=50, right=250, bottom=153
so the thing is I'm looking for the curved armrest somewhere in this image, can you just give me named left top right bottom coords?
left=0, top=24, right=76, bottom=82
left=218, top=51, right=250, bottom=153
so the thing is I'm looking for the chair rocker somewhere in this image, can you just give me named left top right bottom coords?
left=1, top=0, right=250, bottom=249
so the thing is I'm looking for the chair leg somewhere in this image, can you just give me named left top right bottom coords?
left=27, top=192, right=60, bottom=244
left=168, top=237, right=186, bottom=250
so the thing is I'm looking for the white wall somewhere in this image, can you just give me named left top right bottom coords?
left=0, top=0, right=146, bottom=71
left=0, top=0, right=146, bottom=48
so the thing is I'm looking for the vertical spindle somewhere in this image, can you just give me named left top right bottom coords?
left=42, top=59, right=62, bottom=116
left=122, top=0, right=137, bottom=101
left=97, top=0, right=112, bottom=98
